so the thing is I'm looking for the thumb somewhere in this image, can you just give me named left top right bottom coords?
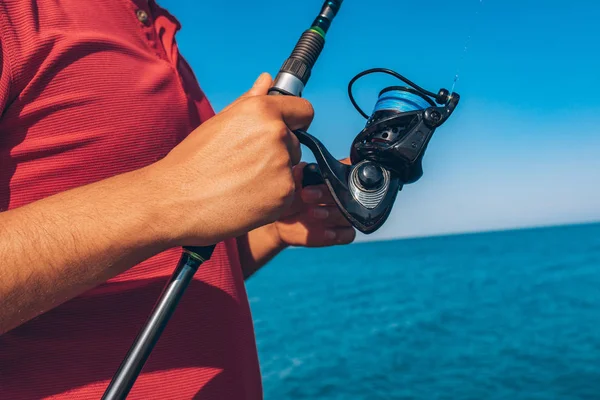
left=243, top=72, right=273, bottom=98
left=221, top=73, right=273, bottom=113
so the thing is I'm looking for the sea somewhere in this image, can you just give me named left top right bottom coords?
left=246, top=223, right=600, bottom=400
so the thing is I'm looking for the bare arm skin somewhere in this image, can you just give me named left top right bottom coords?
left=0, top=167, right=172, bottom=334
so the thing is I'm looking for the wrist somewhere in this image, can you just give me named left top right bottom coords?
left=126, top=164, right=182, bottom=248
left=265, top=222, right=289, bottom=252
left=238, top=223, right=288, bottom=279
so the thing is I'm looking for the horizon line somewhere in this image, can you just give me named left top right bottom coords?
left=355, top=220, right=600, bottom=245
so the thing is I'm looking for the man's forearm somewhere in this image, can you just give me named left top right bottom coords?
left=0, top=166, right=173, bottom=334
left=237, top=224, right=287, bottom=279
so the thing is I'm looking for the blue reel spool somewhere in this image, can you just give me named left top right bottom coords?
left=367, top=87, right=437, bottom=128
left=373, top=87, right=435, bottom=113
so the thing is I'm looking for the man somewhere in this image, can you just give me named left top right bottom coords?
left=0, top=1, right=355, bottom=398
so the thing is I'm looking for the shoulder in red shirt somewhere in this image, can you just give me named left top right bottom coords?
left=0, top=1, right=262, bottom=398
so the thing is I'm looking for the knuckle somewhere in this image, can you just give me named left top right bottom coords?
left=269, top=120, right=289, bottom=139
left=300, top=98, right=315, bottom=119
left=236, top=97, right=253, bottom=111
left=244, top=96, right=270, bottom=113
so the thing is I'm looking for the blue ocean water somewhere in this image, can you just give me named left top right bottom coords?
left=246, top=223, right=600, bottom=400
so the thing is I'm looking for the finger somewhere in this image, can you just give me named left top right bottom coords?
left=311, top=227, right=356, bottom=247
left=276, top=217, right=356, bottom=247
left=279, top=205, right=351, bottom=229
left=301, top=185, right=336, bottom=205
left=309, top=206, right=353, bottom=227
left=276, top=162, right=310, bottom=219
left=269, top=96, right=315, bottom=131
left=301, top=185, right=325, bottom=202
left=328, top=227, right=357, bottom=245
left=283, top=128, right=302, bottom=168
left=284, top=128, right=302, bottom=166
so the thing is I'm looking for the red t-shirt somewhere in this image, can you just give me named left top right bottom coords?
left=0, top=1, right=262, bottom=399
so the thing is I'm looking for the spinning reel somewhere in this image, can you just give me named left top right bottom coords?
left=296, top=68, right=460, bottom=233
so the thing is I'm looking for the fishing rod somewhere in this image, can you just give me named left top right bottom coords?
left=102, top=1, right=343, bottom=398
left=104, top=0, right=461, bottom=397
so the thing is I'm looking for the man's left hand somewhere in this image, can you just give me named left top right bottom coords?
left=272, top=161, right=356, bottom=248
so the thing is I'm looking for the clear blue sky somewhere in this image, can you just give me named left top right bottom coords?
left=161, top=0, right=600, bottom=240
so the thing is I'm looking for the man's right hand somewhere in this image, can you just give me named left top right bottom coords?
left=147, top=73, right=315, bottom=247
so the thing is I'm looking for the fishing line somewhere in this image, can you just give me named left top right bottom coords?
left=451, top=0, right=485, bottom=93
left=348, top=1, right=484, bottom=119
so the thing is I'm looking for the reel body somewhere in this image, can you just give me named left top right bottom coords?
left=298, top=68, right=460, bottom=234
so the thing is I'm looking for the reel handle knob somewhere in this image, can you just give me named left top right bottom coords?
left=356, top=162, right=384, bottom=190
left=302, top=163, right=324, bottom=187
